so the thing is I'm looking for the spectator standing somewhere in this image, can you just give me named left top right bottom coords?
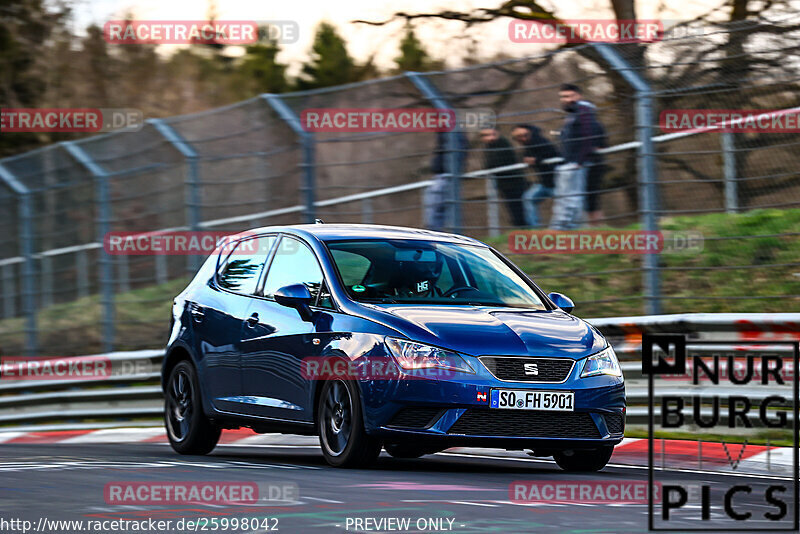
left=512, top=124, right=561, bottom=228
left=424, top=131, right=469, bottom=231
left=480, top=127, right=527, bottom=228
left=551, top=84, right=605, bottom=230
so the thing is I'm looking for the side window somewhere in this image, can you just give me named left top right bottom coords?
left=263, top=237, right=324, bottom=303
left=316, top=281, right=335, bottom=310
left=216, top=236, right=274, bottom=295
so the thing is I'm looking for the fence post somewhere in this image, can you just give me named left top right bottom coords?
left=361, top=198, right=374, bottom=224
left=148, top=119, right=203, bottom=271
left=76, top=249, right=89, bottom=298
left=117, top=254, right=131, bottom=293
left=721, top=131, right=738, bottom=214
left=1, top=263, right=14, bottom=319
left=62, top=142, right=115, bottom=353
left=261, top=94, right=316, bottom=223
left=0, top=163, right=38, bottom=355
left=486, top=178, right=501, bottom=237
left=406, top=72, right=463, bottom=234
left=155, top=254, right=168, bottom=286
left=40, top=255, right=53, bottom=307
left=592, top=44, right=662, bottom=315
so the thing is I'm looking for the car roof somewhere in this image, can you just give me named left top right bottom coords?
left=234, top=224, right=485, bottom=246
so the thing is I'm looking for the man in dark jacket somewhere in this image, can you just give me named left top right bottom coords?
left=512, top=124, right=560, bottom=228
left=554, top=84, right=607, bottom=229
left=480, top=127, right=527, bottom=228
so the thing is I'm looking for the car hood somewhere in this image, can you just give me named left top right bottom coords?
left=362, top=305, right=606, bottom=359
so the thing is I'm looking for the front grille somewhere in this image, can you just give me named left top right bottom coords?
left=448, top=409, right=600, bottom=438
left=604, top=413, right=624, bottom=434
left=387, top=407, right=443, bottom=429
left=479, top=356, right=575, bottom=382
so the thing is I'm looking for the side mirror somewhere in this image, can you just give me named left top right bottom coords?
left=548, top=292, right=575, bottom=313
left=274, top=284, right=314, bottom=321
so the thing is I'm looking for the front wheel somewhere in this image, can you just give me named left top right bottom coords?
left=317, top=379, right=382, bottom=468
left=554, top=447, right=614, bottom=472
left=164, top=360, right=220, bottom=455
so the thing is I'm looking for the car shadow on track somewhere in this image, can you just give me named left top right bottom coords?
left=206, top=446, right=636, bottom=477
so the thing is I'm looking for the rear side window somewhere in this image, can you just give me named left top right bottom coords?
left=262, top=236, right=324, bottom=303
left=190, top=251, right=220, bottom=288
left=216, top=236, right=275, bottom=295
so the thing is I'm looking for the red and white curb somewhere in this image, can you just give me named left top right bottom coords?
left=0, top=427, right=313, bottom=446
left=0, top=428, right=792, bottom=473
left=607, top=437, right=794, bottom=472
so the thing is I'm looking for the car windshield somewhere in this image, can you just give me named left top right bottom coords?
left=325, top=239, right=547, bottom=309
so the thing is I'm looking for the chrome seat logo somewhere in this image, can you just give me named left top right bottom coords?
left=524, top=363, right=539, bottom=376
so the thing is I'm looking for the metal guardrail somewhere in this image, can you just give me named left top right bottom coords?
left=0, top=315, right=796, bottom=432
left=0, top=386, right=161, bottom=408
left=0, top=350, right=162, bottom=394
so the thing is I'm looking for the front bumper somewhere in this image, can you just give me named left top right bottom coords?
left=360, top=367, right=626, bottom=449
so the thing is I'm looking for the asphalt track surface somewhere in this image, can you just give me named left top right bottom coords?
left=0, top=442, right=795, bottom=534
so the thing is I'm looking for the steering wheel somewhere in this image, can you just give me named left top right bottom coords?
left=442, top=285, right=477, bottom=298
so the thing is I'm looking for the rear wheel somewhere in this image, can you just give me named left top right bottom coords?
left=165, top=360, right=220, bottom=455
left=554, top=447, right=614, bottom=472
left=317, top=379, right=382, bottom=467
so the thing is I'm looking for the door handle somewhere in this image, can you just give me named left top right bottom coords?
left=246, top=313, right=259, bottom=327
left=189, top=303, right=204, bottom=322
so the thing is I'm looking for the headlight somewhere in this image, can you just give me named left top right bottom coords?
left=580, top=345, right=622, bottom=378
left=385, top=338, right=475, bottom=375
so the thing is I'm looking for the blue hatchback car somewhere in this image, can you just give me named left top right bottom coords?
left=163, top=224, right=625, bottom=469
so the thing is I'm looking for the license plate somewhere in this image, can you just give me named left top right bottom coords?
left=490, top=389, right=574, bottom=411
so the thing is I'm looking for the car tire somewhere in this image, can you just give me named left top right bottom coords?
left=384, top=443, right=440, bottom=459
left=165, top=360, right=221, bottom=455
left=317, top=379, right=382, bottom=468
left=554, top=447, right=614, bottom=472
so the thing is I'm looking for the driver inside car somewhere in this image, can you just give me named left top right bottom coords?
left=389, top=249, right=444, bottom=298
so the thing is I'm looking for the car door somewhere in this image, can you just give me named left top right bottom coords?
left=197, top=234, right=275, bottom=414
left=238, top=234, right=332, bottom=421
